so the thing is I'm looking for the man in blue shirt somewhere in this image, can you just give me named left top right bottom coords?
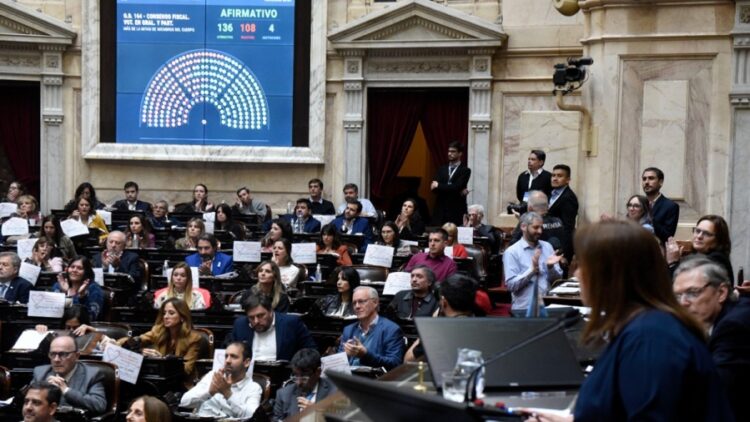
left=503, top=212, right=562, bottom=316
left=185, top=233, right=233, bottom=276
left=339, top=286, right=403, bottom=370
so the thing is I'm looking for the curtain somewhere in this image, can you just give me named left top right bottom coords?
left=0, top=82, right=40, bottom=199
left=420, top=89, right=470, bottom=167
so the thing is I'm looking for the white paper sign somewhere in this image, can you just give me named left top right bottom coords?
left=93, top=268, right=104, bottom=286
left=382, top=272, right=412, bottom=296
left=212, top=349, right=254, bottom=375
left=0, top=202, right=17, bottom=218
left=96, top=210, right=112, bottom=226
left=457, top=227, right=474, bottom=245
left=402, top=240, right=419, bottom=247
left=363, top=244, right=394, bottom=268
left=2, top=217, right=28, bottom=236
left=16, top=238, right=36, bottom=260
left=60, top=219, right=89, bottom=238
left=12, top=329, right=50, bottom=350
left=313, top=214, right=336, bottom=227
left=19, top=262, right=41, bottom=286
left=444, top=246, right=454, bottom=258
left=291, top=242, right=317, bottom=264
left=232, top=241, right=262, bottom=263
left=27, top=291, right=65, bottom=318
left=204, top=221, right=215, bottom=234
left=102, top=344, right=144, bottom=384
left=321, top=352, right=352, bottom=378
left=166, top=267, right=201, bottom=288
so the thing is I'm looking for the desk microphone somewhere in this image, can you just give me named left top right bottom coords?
left=463, top=309, right=581, bottom=403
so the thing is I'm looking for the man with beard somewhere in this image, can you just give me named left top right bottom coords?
left=180, top=341, right=262, bottom=419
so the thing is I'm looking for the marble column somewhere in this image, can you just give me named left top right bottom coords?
left=342, top=53, right=366, bottom=190
left=468, top=52, right=493, bottom=209
left=730, top=2, right=750, bottom=277
left=40, top=48, right=66, bottom=213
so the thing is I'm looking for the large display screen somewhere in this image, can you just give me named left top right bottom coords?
left=116, top=0, right=295, bottom=146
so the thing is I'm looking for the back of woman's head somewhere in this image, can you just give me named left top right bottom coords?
left=575, top=220, right=703, bottom=343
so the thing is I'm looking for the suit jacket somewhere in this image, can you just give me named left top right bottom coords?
left=515, top=169, right=552, bottom=203
left=432, top=163, right=471, bottom=225
left=225, top=312, right=316, bottom=361
left=2, top=276, right=31, bottom=304
left=112, top=199, right=152, bottom=213
left=272, top=377, right=336, bottom=421
left=651, top=194, right=679, bottom=243
left=548, top=186, right=579, bottom=233
left=185, top=251, right=233, bottom=276
left=709, top=297, right=750, bottom=422
left=92, top=251, right=143, bottom=288
left=331, top=216, right=372, bottom=251
left=33, top=362, right=107, bottom=414
left=288, top=215, right=322, bottom=233
left=338, top=316, right=404, bottom=369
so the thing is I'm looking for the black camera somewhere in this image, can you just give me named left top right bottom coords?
left=507, top=202, right=527, bottom=215
left=553, top=57, right=594, bottom=87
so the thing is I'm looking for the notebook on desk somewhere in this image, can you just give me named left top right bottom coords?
left=415, top=317, right=584, bottom=391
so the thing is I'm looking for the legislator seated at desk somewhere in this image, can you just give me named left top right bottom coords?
left=22, top=381, right=62, bottom=422
left=154, top=262, right=207, bottom=310
left=272, top=348, right=336, bottom=422
left=113, top=298, right=202, bottom=385
left=339, top=286, right=403, bottom=370
left=315, top=267, right=359, bottom=318
left=403, top=229, right=457, bottom=284
left=180, top=341, right=261, bottom=419
left=386, top=266, right=439, bottom=320
left=225, top=293, right=315, bottom=361
left=238, top=261, right=290, bottom=313
left=32, top=335, right=107, bottom=416
left=52, top=256, right=104, bottom=321
left=0, top=251, right=31, bottom=304
left=185, top=233, right=233, bottom=277
left=92, top=231, right=142, bottom=290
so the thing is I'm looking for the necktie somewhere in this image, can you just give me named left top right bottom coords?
left=0, top=284, right=8, bottom=299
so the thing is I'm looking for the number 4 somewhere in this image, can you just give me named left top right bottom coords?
left=268, top=24, right=275, bottom=33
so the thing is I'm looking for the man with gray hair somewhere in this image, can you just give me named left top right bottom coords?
left=503, top=212, right=562, bottom=316
left=510, top=191, right=570, bottom=263
left=338, top=286, right=403, bottom=369
left=673, top=256, right=750, bottom=421
left=92, top=231, right=143, bottom=289
left=387, top=266, right=439, bottom=319
left=0, top=251, right=31, bottom=303
left=464, top=204, right=500, bottom=254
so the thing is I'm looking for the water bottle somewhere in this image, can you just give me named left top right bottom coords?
left=132, top=233, right=139, bottom=249
left=162, top=259, right=169, bottom=277
left=286, top=201, right=293, bottom=215
left=295, top=210, right=304, bottom=233
left=315, top=264, right=322, bottom=283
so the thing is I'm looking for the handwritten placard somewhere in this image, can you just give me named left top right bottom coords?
left=102, top=344, right=144, bottom=384
left=60, top=219, right=89, bottom=238
left=444, top=246, right=454, bottom=258
left=202, top=212, right=215, bottom=223
left=211, top=348, right=254, bottom=376
left=321, top=352, right=351, bottom=378
left=204, top=221, right=214, bottom=234
left=233, top=241, right=262, bottom=263
left=0, top=202, right=17, bottom=218
left=457, top=227, right=474, bottom=245
left=27, top=291, right=65, bottom=318
left=382, top=272, right=412, bottom=296
left=16, top=238, right=36, bottom=260
left=291, top=242, right=317, bottom=264
left=96, top=210, right=112, bottom=226
left=2, top=217, right=28, bottom=236
left=19, top=262, right=41, bottom=286
left=363, top=244, right=394, bottom=268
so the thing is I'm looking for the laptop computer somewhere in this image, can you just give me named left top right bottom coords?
left=415, top=317, right=584, bottom=391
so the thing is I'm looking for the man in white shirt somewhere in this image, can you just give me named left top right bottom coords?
left=336, top=183, right=377, bottom=217
left=180, top=341, right=262, bottom=419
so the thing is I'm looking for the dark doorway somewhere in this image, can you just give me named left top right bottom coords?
left=367, top=88, right=469, bottom=221
left=0, top=81, right=40, bottom=200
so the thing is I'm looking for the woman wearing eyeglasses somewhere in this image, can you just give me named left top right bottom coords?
left=625, top=194, right=654, bottom=233
left=666, top=215, right=733, bottom=284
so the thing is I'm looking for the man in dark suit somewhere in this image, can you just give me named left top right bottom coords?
left=272, top=348, right=336, bottom=421
left=185, top=233, right=233, bottom=276
left=308, top=178, right=336, bottom=215
left=465, top=204, right=500, bottom=254
left=225, top=293, right=316, bottom=361
left=642, top=167, right=679, bottom=243
left=286, top=198, right=322, bottom=233
left=674, top=257, right=750, bottom=422
left=111, top=181, right=151, bottom=213
left=92, top=231, right=142, bottom=289
left=0, top=251, right=31, bottom=304
left=515, top=149, right=552, bottom=205
left=431, top=141, right=471, bottom=226
left=331, top=199, right=372, bottom=251
left=547, top=164, right=579, bottom=254
left=32, top=335, right=107, bottom=415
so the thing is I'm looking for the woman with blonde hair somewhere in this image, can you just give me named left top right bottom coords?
left=154, top=262, right=206, bottom=310
left=125, top=395, right=171, bottom=422
left=241, top=260, right=289, bottom=312
left=175, top=217, right=205, bottom=250
left=442, top=222, right=468, bottom=259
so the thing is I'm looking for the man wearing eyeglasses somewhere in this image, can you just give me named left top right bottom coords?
left=272, top=348, right=336, bottom=421
left=338, top=286, right=404, bottom=370
left=32, top=335, right=107, bottom=415
left=673, top=257, right=750, bottom=422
